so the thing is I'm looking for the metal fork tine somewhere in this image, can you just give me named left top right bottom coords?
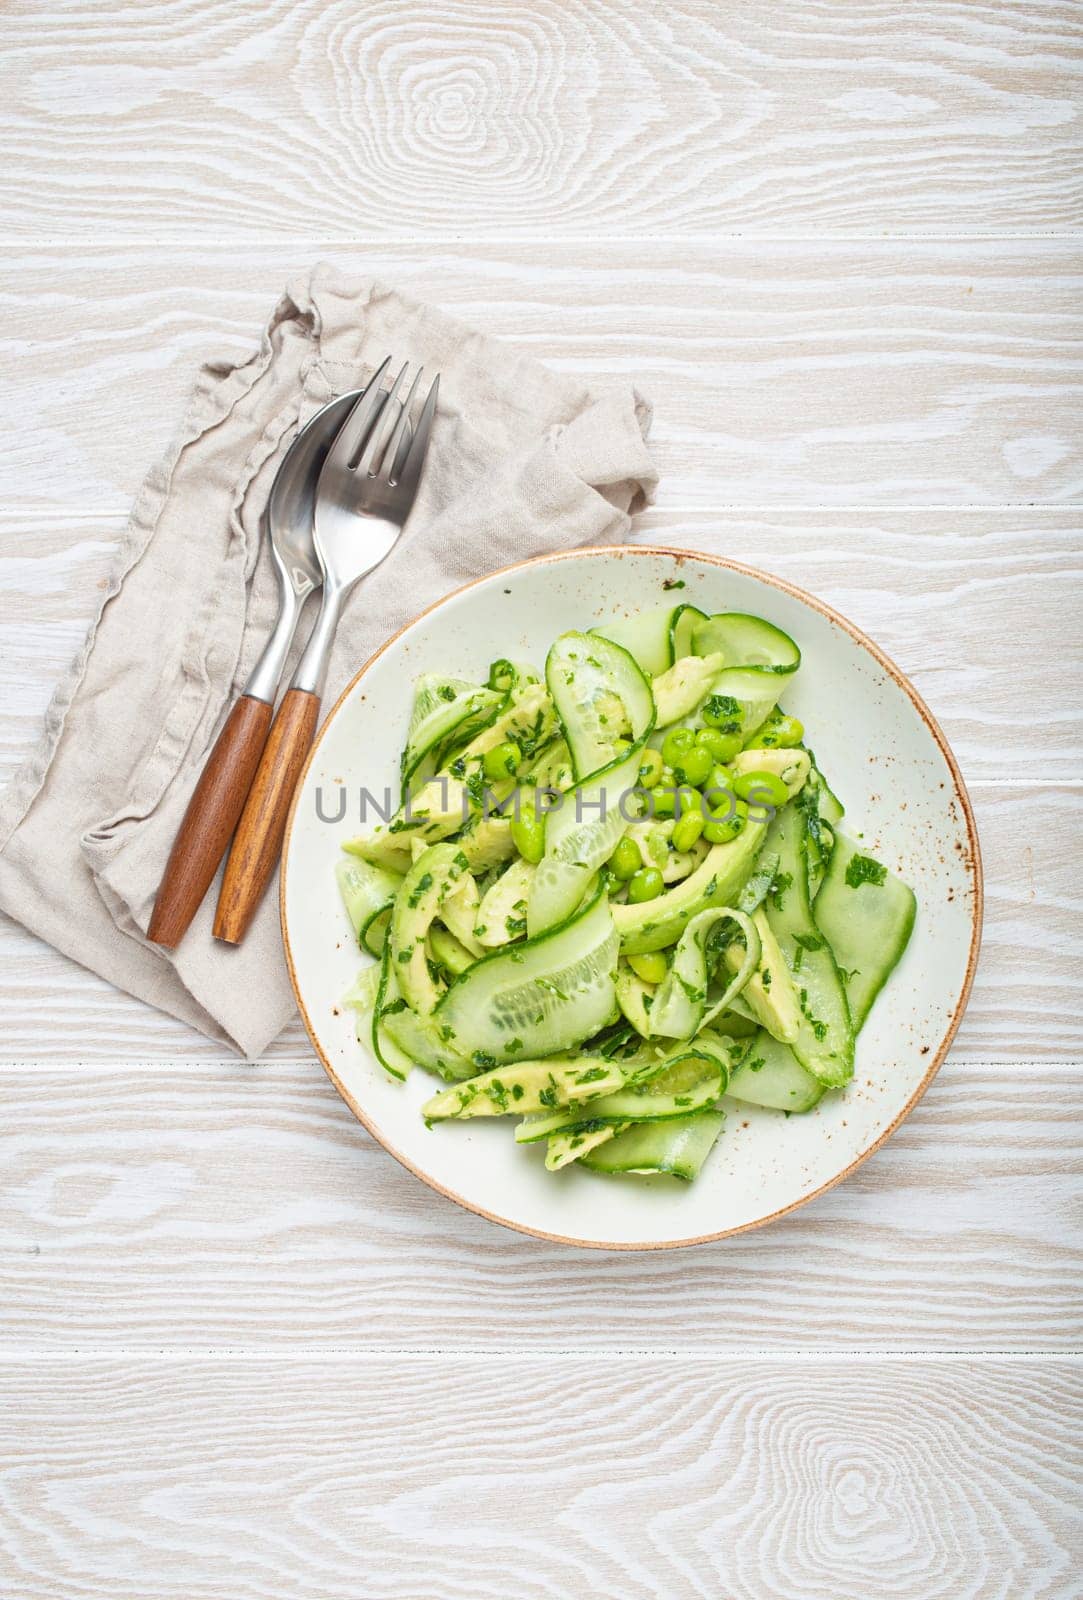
left=356, top=360, right=409, bottom=477
left=380, top=366, right=423, bottom=484
left=395, top=374, right=439, bottom=490
left=325, top=355, right=392, bottom=471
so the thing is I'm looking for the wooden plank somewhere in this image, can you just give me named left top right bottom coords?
left=0, top=1357, right=1078, bottom=1599
left=1, top=1058, right=1079, bottom=1351
left=1, top=242, right=1080, bottom=510
left=1, top=1, right=1080, bottom=238
left=3, top=510, right=1080, bottom=783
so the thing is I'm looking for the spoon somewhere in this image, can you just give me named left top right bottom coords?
left=147, top=385, right=367, bottom=948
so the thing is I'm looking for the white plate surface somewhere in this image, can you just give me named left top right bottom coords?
left=282, top=547, right=981, bottom=1248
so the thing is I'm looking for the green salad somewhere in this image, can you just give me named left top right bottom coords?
left=337, top=600, right=916, bottom=1183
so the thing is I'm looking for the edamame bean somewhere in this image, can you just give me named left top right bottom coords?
left=510, top=811, right=545, bottom=864
left=672, top=809, right=705, bottom=852
left=674, top=785, right=704, bottom=817
left=695, top=727, right=732, bottom=760
left=609, top=836, right=642, bottom=881
left=732, top=769, right=789, bottom=808
left=650, top=786, right=677, bottom=818
left=702, top=799, right=749, bottom=845
left=483, top=740, right=519, bottom=781
left=672, top=744, right=712, bottom=787
left=627, top=866, right=665, bottom=903
left=661, top=727, right=695, bottom=768
left=745, top=712, right=804, bottom=750
left=702, top=693, right=743, bottom=731
left=627, top=951, right=668, bottom=985
left=637, top=748, right=664, bottom=788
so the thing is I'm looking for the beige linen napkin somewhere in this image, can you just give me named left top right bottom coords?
left=0, top=265, right=657, bottom=1057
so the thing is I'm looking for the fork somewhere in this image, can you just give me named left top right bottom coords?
left=212, top=358, right=439, bottom=945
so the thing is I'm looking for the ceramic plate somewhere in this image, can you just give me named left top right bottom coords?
left=281, top=547, right=981, bottom=1249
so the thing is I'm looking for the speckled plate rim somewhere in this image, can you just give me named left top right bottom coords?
left=281, top=545, right=984, bottom=1251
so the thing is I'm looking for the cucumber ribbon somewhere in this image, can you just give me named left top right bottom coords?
left=527, top=632, right=656, bottom=936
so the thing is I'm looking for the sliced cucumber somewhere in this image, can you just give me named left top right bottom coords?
left=527, top=745, right=642, bottom=935
left=400, top=673, right=501, bottom=799
left=725, top=1028, right=824, bottom=1113
left=690, top=613, right=801, bottom=674
left=382, top=1004, right=473, bottom=1081
left=580, top=1112, right=725, bottom=1180
left=370, top=944, right=415, bottom=1082
left=613, top=820, right=767, bottom=954
left=671, top=603, right=708, bottom=660
left=546, top=632, right=655, bottom=780
left=813, top=832, right=916, bottom=1031
left=763, top=801, right=854, bottom=1087
left=487, top=658, right=541, bottom=695
left=423, top=1056, right=626, bottom=1120
left=531, top=633, right=655, bottom=934
left=335, top=856, right=402, bottom=958
left=647, top=907, right=760, bottom=1039
left=434, top=883, right=619, bottom=1063
left=591, top=605, right=678, bottom=677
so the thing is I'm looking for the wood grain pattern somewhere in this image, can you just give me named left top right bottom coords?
left=0, top=1357, right=1078, bottom=1599
left=214, top=688, right=321, bottom=945
left=1, top=511, right=1078, bottom=1062
left=2, top=241, right=1081, bottom=511
left=148, top=693, right=274, bottom=949
left=2, top=2, right=1080, bottom=1588
left=0, top=777, right=1072, bottom=1063
left=1, top=1, right=1080, bottom=239
left=1, top=1058, right=1079, bottom=1352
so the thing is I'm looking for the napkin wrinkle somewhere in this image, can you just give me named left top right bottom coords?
left=0, top=268, right=657, bottom=1057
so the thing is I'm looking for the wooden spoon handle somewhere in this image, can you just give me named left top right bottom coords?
left=147, top=693, right=274, bottom=949
left=213, top=688, right=320, bottom=945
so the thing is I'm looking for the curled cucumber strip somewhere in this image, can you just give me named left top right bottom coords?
left=529, top=631, right=656, bottom=935
left=646, top=907, right=761, bottom=1040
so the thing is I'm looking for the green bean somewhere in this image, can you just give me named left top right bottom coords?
left=627, top=867, right=665, bottom=904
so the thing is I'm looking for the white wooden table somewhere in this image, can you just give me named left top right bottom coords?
left=1, top=5, right=1080, bottom=1596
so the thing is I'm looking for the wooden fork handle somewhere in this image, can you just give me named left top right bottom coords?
left=213, top=688, right=321, bottom=945
left=147, top=693, right=274, bottom=949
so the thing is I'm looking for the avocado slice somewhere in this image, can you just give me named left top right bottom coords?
left=613, top=821, right=766, bottom=953
left=651, top=652, right=725, bottom=725
left=726, top=906, right=801, bottom=1042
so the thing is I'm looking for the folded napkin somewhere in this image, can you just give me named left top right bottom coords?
left=0, top=266, right=657, bottom=1057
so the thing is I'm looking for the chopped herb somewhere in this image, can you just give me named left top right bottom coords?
left=407, top=871, right=434, bottom=907
left=845, top=853, right=887, bottom=889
